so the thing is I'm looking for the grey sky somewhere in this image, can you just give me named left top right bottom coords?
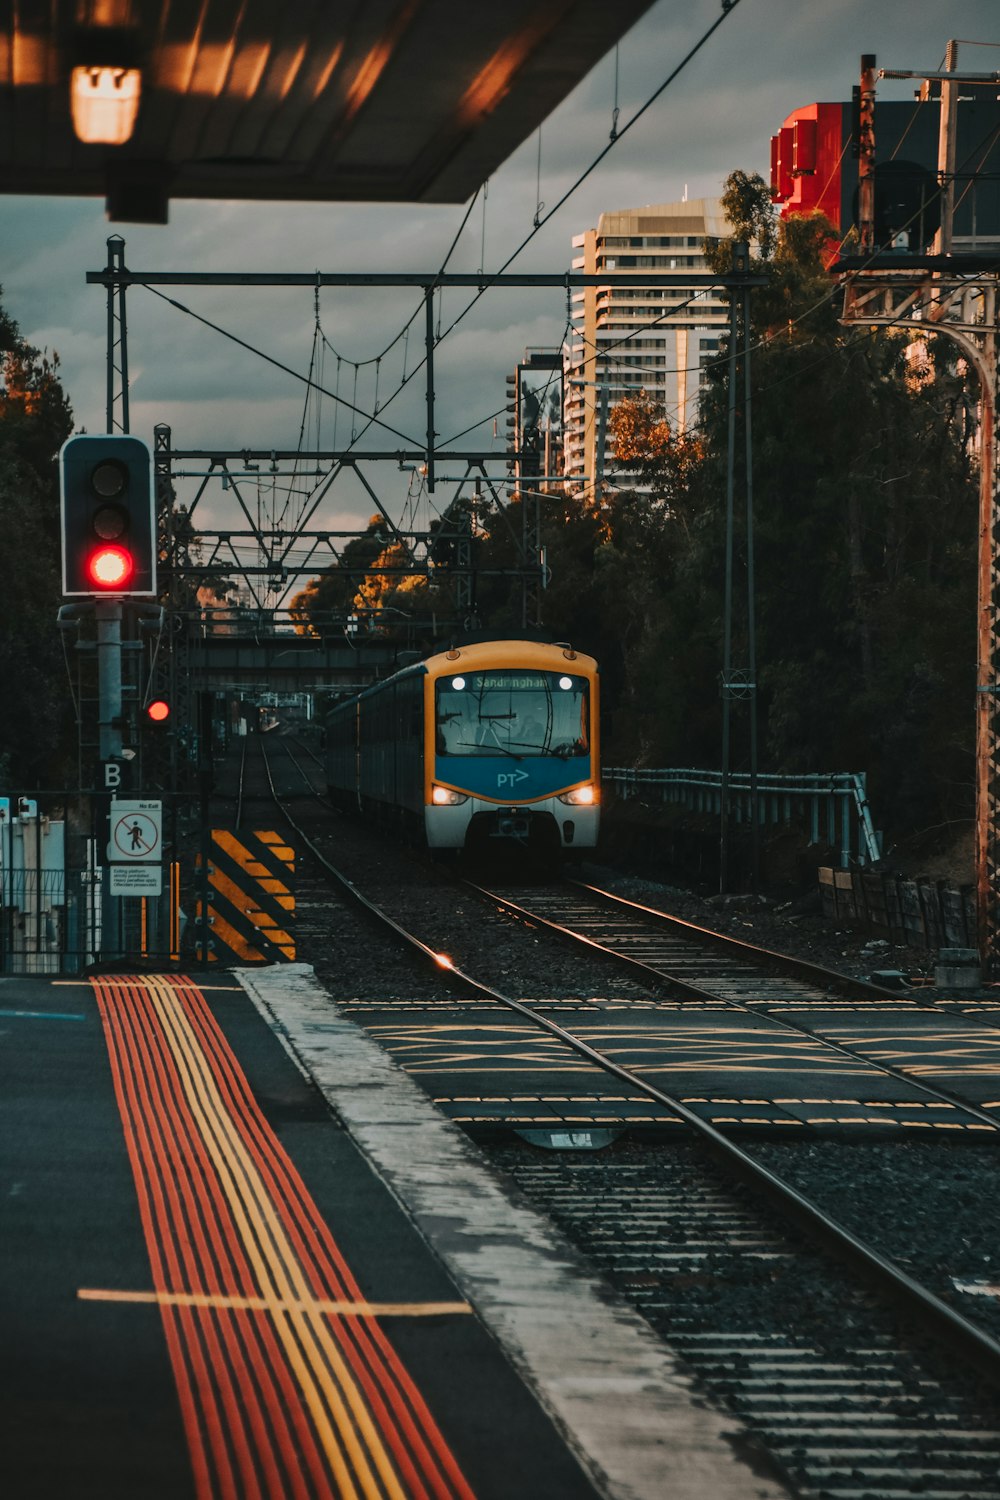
left=2, top=0, right=997, bottom=554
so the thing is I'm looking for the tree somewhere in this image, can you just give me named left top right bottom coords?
left=686, top=174, right=978, bottom=843
left=525, top=170, right=978, bottom=852
left=713, top=168, right=778, bottom=263
left=607, top=391, right=703, bottom=504
left=289, top=516, right=389, bottom=634
left=0, top=296, right=75, bottom=785
left=290, top=514, right=448, bottom=640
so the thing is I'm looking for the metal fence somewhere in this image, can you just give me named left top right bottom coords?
left=819, top=867, right=975, bottom=950
left=0, top=794, right=185, bottom=975
left=602, top=767, right=882, bottom=868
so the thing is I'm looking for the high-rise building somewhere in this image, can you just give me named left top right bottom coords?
left=563, top=197, right=728, bottom=495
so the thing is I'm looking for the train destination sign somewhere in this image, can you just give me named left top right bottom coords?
left=464, top=673, right=551, bottom=690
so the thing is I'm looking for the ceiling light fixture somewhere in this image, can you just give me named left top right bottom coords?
left=70, top=64, right=141, bottom=145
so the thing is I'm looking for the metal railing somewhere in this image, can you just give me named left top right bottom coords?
left=603, top=767, right=882, bottom=868
left=0, top=793, right=186, bottom=974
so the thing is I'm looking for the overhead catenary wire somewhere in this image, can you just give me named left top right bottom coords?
left=144, top=0, right=760, bottom=558
left=422, top=0, right=748, bottom=363
left=313, top=189, right=482, bottom=374
left=336, top=0, right=749, bottom=460
left=143, top=0, right=1000, bottom=513
left=141, top=284, right=422, bottom=447
left=274, top=2, right=753, bottom=473
left=427, top=61, right=1000, bottom=502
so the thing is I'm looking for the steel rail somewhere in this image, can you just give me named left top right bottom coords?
left=234, top=735, right=249, bottom=831
left=255, top=738, right=1000, bottom=1392
left=571, top=876, right=912, bottom=998
left=572, top=873, right=1000, bottom=1033
left=462, top=877, right=1000, bottom=1134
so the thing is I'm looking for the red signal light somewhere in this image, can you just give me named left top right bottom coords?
left=87, top=544, right=134, bottom=589
left=60, top=435, right=156, bottom=598
left=146, top=699, right=170, bottom=723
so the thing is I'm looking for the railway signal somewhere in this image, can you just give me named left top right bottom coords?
left=143, top=698, right=173, bottom=752
left=59, top=434, right=156, bottom=597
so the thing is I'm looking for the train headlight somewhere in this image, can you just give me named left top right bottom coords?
left=432, top=785, right=469, bottom=806
left=558, top=784, right=596, bottom=806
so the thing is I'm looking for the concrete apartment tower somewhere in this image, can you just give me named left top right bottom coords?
left=563, top=197, right=729, bottom=495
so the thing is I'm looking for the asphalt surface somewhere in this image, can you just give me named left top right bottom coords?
left=0, top=972, right=600, bottom=1500
left=1, top=967, right=791, bottom=1500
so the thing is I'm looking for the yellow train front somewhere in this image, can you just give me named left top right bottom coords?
left=325, top=639, right=600, bottom=857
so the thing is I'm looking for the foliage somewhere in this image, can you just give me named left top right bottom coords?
left=705, top=169, right=778, bottom=267
left=479, top=173, right=977, bottom=851
left=607, top=390, right=703, bottom=498
left=290, top=516, right=390, bottom=633
left=289, top=514, right=449, bottom=641
left=289, top=167, right=978, bottom=855
left=0, top=297, right=75, bottom=786
left=685, top=177, right=977, bottom=842
left=712, top=326, right=973, bottom=838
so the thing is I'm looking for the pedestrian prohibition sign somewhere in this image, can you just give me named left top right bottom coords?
left=108, top=800, right=162, bottom=863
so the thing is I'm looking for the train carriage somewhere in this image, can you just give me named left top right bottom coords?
left=325, top=639, right=600, bottom=856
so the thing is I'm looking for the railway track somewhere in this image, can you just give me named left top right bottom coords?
left=460, top=876, right=1000, bottom=1131
left=495, top=1141, right=1000, bottom=1500
left=240, top=734, right=1000, bottom=1498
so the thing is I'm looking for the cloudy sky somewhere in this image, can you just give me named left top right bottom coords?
left=2, top=0, right=997, bottom=576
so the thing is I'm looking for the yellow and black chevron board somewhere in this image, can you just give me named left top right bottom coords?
left=195, top=830, right=295, bottom=963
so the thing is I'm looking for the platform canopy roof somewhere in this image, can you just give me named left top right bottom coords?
left=1, top=0, right=657, bottom=222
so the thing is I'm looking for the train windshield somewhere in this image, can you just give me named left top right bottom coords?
left=435, top=671, right=590, bottom=758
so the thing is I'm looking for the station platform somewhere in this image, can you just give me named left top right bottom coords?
left=0, top=965, right=791, bottom=1500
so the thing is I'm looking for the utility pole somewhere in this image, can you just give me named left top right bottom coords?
left=857, top=55, right=877, bottom=256
left=743, top=263, right=759, bottom=891
left=934, top=40, right=959, bottom=255
left=104, top=235, right=130, bottom=434
left=719, top=242, right=756, bottom=893
left=594, top=384, right=610, bottom=502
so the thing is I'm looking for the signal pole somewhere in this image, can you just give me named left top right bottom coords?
left=59, top=434, right=157, bottom=788
left=95, top=601, right=124, bottom=763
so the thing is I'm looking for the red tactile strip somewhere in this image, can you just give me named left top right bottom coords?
left=90, top=974, right=477, bottom=1500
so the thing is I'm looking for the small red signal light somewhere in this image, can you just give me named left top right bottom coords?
left=87, top=544, right=134, bottom=589
left=146, top=699, right=170, bottom=723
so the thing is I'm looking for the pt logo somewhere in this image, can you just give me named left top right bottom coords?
left=497, top=769, right=530, bottom=789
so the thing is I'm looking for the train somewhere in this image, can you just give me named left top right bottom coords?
left=324, top=638, right=600, bottom=857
